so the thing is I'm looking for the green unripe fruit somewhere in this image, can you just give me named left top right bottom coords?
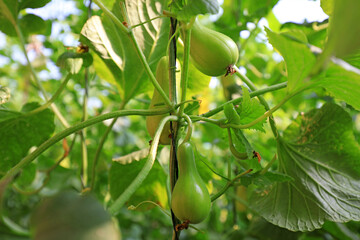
left=189, top=19, right=239, bottom=76
left=146, top=56, right=180, bottom=145
left=171, top=142, right=211, bottom=224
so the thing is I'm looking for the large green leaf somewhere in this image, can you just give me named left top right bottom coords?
left=0, top=103, right=55, bottom=173
left=80, top=0, right=169, bottom=102
left=109, top=158, right=168, bottom=210
left=311, top=62, right=360, bottom=110
left=250, top=103, right=360, bottom=231
left=266, top=28, right=316, bottom=92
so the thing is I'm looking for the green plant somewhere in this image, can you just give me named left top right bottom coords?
left=0, top=0, right=360, bottom=239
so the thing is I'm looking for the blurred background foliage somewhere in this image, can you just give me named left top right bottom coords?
left=0, top=0, right=359, bottom=239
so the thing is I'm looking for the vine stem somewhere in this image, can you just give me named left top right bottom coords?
left=200, top=82, right=287, bottom=118
left=0, top=108, right=172, bottom=187
left=168, top=17, right=181, bottom=240
left=108, top=115, right=178, bottom=215
left=227, top=129, right=248, bottom=159
left=80, top=70, right=89, bottom=188
left=178, top=25, right=192, bottom=117
left=93, top=0, right=173, bottom=110
left=211, top=169, right=253, bottom=202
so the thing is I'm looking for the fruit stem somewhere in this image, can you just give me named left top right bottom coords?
left=181, top=114, right=193, bottom=144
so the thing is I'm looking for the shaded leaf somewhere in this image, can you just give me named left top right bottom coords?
left=109, top=159, right=168, bottom=210
left=224, top=103, right=240, bottom=124
left=56, top=51, right=93, bottom=75
left=0, top=102, right=55, bottom=173
left=30, top=191, right=120, bottom=240
left=250, top=103, right=360, bottom=231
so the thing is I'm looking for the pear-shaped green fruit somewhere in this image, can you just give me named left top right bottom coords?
left=146, top=56, right=180, bottom=145
left=171, top=142, right=211, bottom=224
left=189, top=19, right=239, bottom=76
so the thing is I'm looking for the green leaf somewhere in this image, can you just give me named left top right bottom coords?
left=248, top=217, right=301, bottom=240
left=0, top=102, right=55, bottom=173
left=19, top=14, right=47, bottom=36
left=224, top=103, right=241, bottom=124
left=250, top=103, right=360, bottom=231
left=187, top=61, right=212, bottom=98
left=324, top=0, right=360, bottom=58
left=266, top=28, right=316, bottom=92
left=0, top=0, right=18, bottom=24
left=343, top=49, right=360, bottom=69
left=80, top=0, right=169, bottom=102
left=0, top=0, right=18, bottom=36
left=109, top=159, right=168, bottom=210
left=56, top=51, right=93, bottom=75
left=322, top=221, right=360, bottom=240
left=19, top=0, right=51, bottom=10
left=242, top=0, right=279, bottom=18
left=173, top=0, right=220, bottom=21
left=320, top=0, right=334, bottom=15
left=232, top=129, right=252, bottom=158
left=237, top=87, right=266, bottom=132
left=14, top=162, right=36, bottom=188
left=311, top=62, right=360, bottom=110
